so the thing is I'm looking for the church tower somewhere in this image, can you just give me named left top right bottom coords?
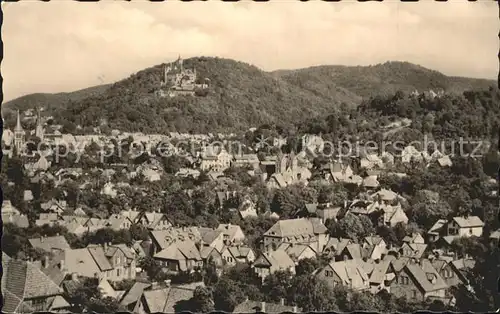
left=14, top=110, right=25, bottom=154
left=35, top=107, right=45, bottom=140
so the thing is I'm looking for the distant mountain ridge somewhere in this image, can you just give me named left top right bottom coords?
left=3, top=57, right=495, bottom=133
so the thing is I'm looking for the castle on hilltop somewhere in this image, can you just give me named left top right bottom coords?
left=156, top=56, right=210, bottom=98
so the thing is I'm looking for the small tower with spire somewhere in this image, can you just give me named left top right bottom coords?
left=35, top=107, right=45, bottom=141
left=14, top=110, right=25, bottom=154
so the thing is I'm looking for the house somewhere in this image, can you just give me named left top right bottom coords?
left=41, top=199, right=67, bottom=214
left=106, top=214, right=135, bottom=231
left=277, top=243, right=317, bottom=262
left=2, top=253, right=70, bottom=313
left=296, top=203, right=342, bottom=221
left=380, top=203, right=409, bottom=227
left=199, top=146, right=232, bottom=172
left=403, top=233, right=426, bottom=244
left=120, top=281, right=152, bottom=312
left=328, top=162, right=354, bottom=183
left=153, top=239, right=203, bottom=273
left=149, top=227, right=202, bottom=256
left=370, top=189, right=405, bottom=204
left=137, top=282, right=201, bottom=313
left=266, top=152, right=312, bottom=189
left=83, top=218, right=108, bottom=233
left=368, top=259, right=393, bottom=293
left=233, top=299, right=300, bottom=313
left=238, top=197, right=258, bottom=219
left=35, top=213, right=62, bottom=227
left=400, top=242, right=428, bottom=259
left=97, top=278, right=126, bottom=300
left=216, top=224, right=246, bottom=244
left=317, top=259, right=370, bottom=291
left=428, top=216, right=484, bottom=242
left=449, top=258, right=475, bottom=286
left=221, top=245, right=256, bottom=266
left=446, top=216, right=484, bottom=238
left=339, top=243, right=379, bottom=262
left=431, top=258, right=467, bottom=297
left=57, top=243, right=137, bottom=282
left=2, top=213, right=29, bottom=228
left=362, top=175, right=380, bottom=190
left=427, top=219, right=447, bottom=242
left=198, top=227, right=225, bottom=252
left=390, top=258, right=448, bottom=302
left=362, top=236, right=387, bottom=260
left=253, top=249, right=295, bottom=281
left=232, top=154, right=260, bottom=169
left=136, top=211, right=173, bottom=230
left=263, top=218, right=329, bottom=253
left=28, top=235, right=71, bottom=254
left=360, top=154, right=384, bottom=170
left=322, top=237, right=352, bottom=258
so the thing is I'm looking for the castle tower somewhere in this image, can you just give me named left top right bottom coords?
left=14, top=110, right=25, bottom=154
left=35, top=107, right=45, bottom=140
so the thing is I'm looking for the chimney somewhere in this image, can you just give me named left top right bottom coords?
left=60, top=259, right=65, bottom=271
left=44, top=255, right=50, bottom=269
left=280, top=298, right=285, bottom=306
left=164, top=279, right=171, bottom=287
left=261, top=302, right=266, bottom=313
left=56, top=233, right=59, bottom=237
left=104, top=242, right=108, bottom=251
left=40, top=236, right=45, bottom=243
left=71, top=273, right=78, bottom=281
left=293, top=306, right=298, bottom=313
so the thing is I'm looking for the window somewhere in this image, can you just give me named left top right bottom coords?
left=117, top=268, right=121, bottom=277
left=116, top=256, right=121, bottom=265
left=469, top=228, right=473, bottom=234
left=412, top=290, right=417, bottom=299
left=325, top=270, right=333, bottom=277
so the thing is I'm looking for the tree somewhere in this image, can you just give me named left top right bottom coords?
left=288, top=274, right=338, bottom=312
left=190, top=286, right=215, bottom=313
left=262, top=270, right=294, bottom=302
left=295, top=258, right=320, bottom=276
left=213, top=277, right=246, bottom=312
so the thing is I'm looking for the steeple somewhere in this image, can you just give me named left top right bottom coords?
left=15, top=110, right=23, bottom=132
left=35, top=107, right=45, bottom=140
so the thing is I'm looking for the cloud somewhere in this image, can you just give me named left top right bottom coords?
left=2, top=1, right=497, bottom=101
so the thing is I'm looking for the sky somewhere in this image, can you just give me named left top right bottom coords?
left=2, top=0, right=498, bottom=101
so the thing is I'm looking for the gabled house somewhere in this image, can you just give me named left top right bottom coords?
left=2, top=253, right=69, bottom=313
left=3, top=213, right=29, bottom=228
left=91, top=243, right=137, bottom=282
left=149, top=228, right=202, bottom=256
left=427, top=216, right=484, bottom=242
left=56, top=243, right=137, bottom=282
left=400, top=242, right=428, bottom=259
left=277, top=243, right=317, bottom=263
left=41, top=199, right=67, bottom=214
left=216, top=224, right=246, bottom=244
left=137, top=282, right=201, bottom=313
left=136, top=211, right=173, bottom=230
left=106, top=214, right=135, bottom=231
left=220, top=245, right=256, bottom=266
left=368, top=259, right=393, bottom=293
left=35, top=213, right=62, bottom=227
left=153, top=239, right=203, bottom=273
left=403, top=233, right=426, bottom=244
left=253, top=249, right=296, bottom=281
left=263, top=218, right=329, bottom=253
left=390, top=258, right=448, bottom=302
left=28, top=235, right=71, bottom=254
left=119, top=281, right=152, bottom=312
left=296, top=203, right=342, bottom=222
left=322, top=237, right=352, bottom=258
left=317, top=259, right=370, bottom=291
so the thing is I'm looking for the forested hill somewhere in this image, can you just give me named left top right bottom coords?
left=4, top=57, right=495, bottom=133
left=274, top=61, right=494, bottom=99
